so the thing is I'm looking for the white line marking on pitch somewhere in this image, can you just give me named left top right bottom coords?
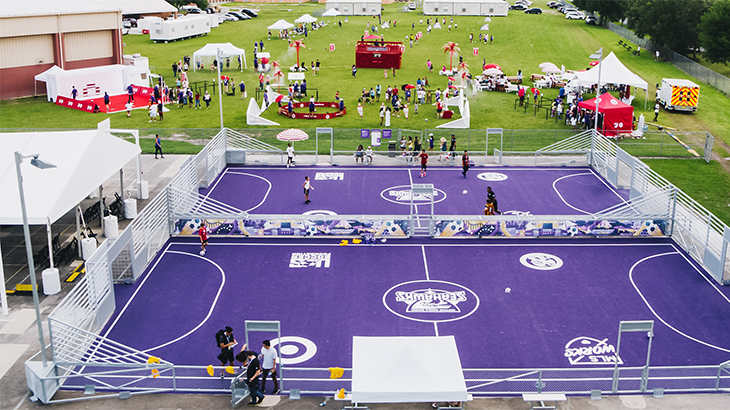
left=422, top=245, right=430, bottom=281
left=552, top=173, right=593, bottom=215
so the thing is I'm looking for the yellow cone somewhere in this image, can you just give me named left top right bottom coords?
left=151, top=369, right=159, bottom=378
left=329, top=367, right=344, bottom=379
left=206, top=365, right=215, bottom=377
left=226, top=366, right=235, bottom=374
left=337, top=388, right=346, bottom=399
left=147, top=356, right=160, bottom=364
left=340, top=240, right=348, bottom=246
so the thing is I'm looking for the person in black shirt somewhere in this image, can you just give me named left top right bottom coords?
left=462, top=150, right=469, bottom=178
left=237, top=350, right=264, bottom=406
left=486, top=186, right=501, bottom=215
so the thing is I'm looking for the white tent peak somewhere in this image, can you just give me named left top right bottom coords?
left=569, top=52, right=648, bottom=90
left=268, top=19, right=294, bottom=30
left=295, top=14, right=318, bottom=24
left=193, top=43, right=248, bottom=71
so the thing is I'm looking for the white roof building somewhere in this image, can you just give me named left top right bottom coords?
left=423, top=0, right=509, bottom=17
left=326, top=0, right=383, bottom=16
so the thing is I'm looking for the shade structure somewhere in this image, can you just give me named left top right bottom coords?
left=589, top=60, right=600, bottom=67
left=568, top=52, right=648, bottom=90
left=578, top=92, right=634, bottom=136
left=322, top=8, right=341, bottom=17
left=542, top=65, right=561, bottom=74
left=268, top=19, right=294, bottom=30
left=193, top=42, right=247, bottom=72
left=484, top=17, right=492, bottom=22
left=483, top=63, right=502, bottom=70
left=405, top=84, right=416, bottom=89
left=363, top=34, right=381, bottom=40
left=539, top=62, right=557, bottom=69
left=0, top=120, right=140, bottom=225
left=276, top=129, right=309, bottom=142
left=295, top=14, right=318, bottom=24
left=351, top=336, right=467, bottom=403
left=479, top=24, right=489, bottom=31
left=483, top=68, right=503, bottom=76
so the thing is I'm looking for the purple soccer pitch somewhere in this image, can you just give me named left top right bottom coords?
left=102, top=237, right=730, bottom=374
left=198, top=166, right=629, bottom=215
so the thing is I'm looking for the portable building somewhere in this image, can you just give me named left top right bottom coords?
left=150, top=15, right=211, bottom=43
left=423, top=0, right=509, bottom=16
left=326, top=0, right=382, bottom=16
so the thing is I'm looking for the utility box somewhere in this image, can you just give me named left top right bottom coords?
left=656, top=79, right=699, bottom=112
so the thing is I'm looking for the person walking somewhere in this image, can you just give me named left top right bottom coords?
left=204, top=91, right=211, bottom=108
left=198, top=221, right=208, bottom=255
left=461, top=150, right=469, bottom=178
left=352, top=65, right=358, bottom=78
left=103, top=92, right=110, bottom=112
left=419, top=149, right=429, bottom=178
left=379, top=103, right=386, bottom=125
left=653, top=100, right=660, bottom=122
left=303, top=176, right=313, bottom=204
left=125, top=101, right=133, bottom=117
left=126, top=84, right=134, bottom=103
left=154, top=134, right=164, bottom=159
left=239, top=81, right=246, bottom=100
left=286, top=142, right=295, bottom=168
left=259, top=340, right=279, bottom=395
left=449, top=134, right=457, bottom=160
left=157, top=100, right=164, bottom=121
left=238, top=350, right=264, bottom=405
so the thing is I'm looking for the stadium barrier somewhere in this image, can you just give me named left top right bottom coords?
left=25, top=127, right=730, bottom=403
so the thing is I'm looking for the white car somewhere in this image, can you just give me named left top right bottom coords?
left=566, top=11, right=584, bottom=20
left=408, top=2, right=417, bottom=10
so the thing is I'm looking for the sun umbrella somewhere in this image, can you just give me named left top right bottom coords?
left=405, top=84, right=416, bottom=89
left=480, top=24, right=489, bottom=31
left=275, top=95, right=284, bottom=103
left=530, top=87, right=539, bottom=94
left=483, top=63, right=502, bottom=70
left=542, top=66, right=561, bottom=74
left=261, top=57, right=269, bottom=64
left=277, top=129, right=309, bottom=142
left=539, top=62, right=557, bottom=69
left=220, top=75, right=230, bottom=80
left=484, top=17, right=492, bottom=22
left=589, top=60, right=600, bottom=67
left=364, top=34, right=380, bottom=40
left=448, top=76, right=456, bottom=81
left=448, top=85, right=458, bottom=89
left=483, top=68, right=502, bottom=76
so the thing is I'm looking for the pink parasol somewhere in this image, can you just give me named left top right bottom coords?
left=447, top=76, right=456, bottom=81
left=277, top=128, right=309, bottom=142
left=405, top=84, right=416, bottom=89
left=483, top=63, right=502, bottom=70
left=261, top=57, right=270, bottom=64
left=364, top=34, right=380, bottom=40
left=448, top=85, right=458, bottom=89
left=220, top=75, right=230, bottom=80
left=275, top=95, right=284, bottom=102
left=589, top=60, right=600, bottom=66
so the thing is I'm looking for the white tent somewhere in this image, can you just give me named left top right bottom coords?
left=268, top=19, right=294, bottom=30
left=34, top=64, right=149, bottom=102
left=351, top=336, right=467, bottom=403
left=567, top=51, right=648, bottom=107
left=295, top=14, right=318, bottom=24
left=0, top=122, right=141, bottom=225
left=322, top=8, right=341, bottom=17
left=193, top=42, right=247, bottom=72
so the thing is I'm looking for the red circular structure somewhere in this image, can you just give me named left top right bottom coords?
left=278, top=101, right=347, bottom=119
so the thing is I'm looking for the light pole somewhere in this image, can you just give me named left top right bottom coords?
left=590, top=47, right=604, bottom=135
left=15, top=152, right=56, bottom=367
left=216, top=47, right=226, bottom=130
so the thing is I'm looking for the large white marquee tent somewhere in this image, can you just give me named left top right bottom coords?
left=567, top=51, right=649, bottom=107
left=34, top=64, right=150, bottom=103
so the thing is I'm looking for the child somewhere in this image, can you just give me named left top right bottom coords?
left=125, top=101, right=133, bottom=117
left=419, top=150, right=429, bottom=178
left=198, top=222, right=209, bottom=256
left=303, top=176, right=313, bottom=204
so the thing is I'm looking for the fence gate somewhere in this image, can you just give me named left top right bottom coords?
left=318, top=127, right=333, bottom=163
left=410, top=184, right=434, bottom=237
left=244, top=321, right=283, bottom=392
left=703, top=133, right=714, bottom=164
left=486, top=128, right=503, bottom=161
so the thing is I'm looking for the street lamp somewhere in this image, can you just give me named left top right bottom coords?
left=216, top=48, right=228, bottom=130
left=589, top=47, right=604, bottom=135
left=15, top=152, right=57, bottom=367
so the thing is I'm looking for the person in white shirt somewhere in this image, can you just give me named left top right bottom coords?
left=259, top=340, right=279, bottom=394
left=303, top=176, right=313, bottom=204
left=286, top=143, right=295, bottom=168
left=365, top=146, right=373, bottom=164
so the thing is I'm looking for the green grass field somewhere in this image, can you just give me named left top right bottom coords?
left=0, top=1, right=728, bottom=222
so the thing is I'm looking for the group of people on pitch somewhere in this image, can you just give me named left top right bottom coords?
left=217, top=326, right=280, bottom=406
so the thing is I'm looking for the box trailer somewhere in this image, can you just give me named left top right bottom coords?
left=150, top=15, right=210, bottom=43
left=656, top=78, right=700, bottom=112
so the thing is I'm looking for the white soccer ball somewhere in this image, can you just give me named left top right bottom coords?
left=381, top=238, right=387, bottom=243
left=425, top=118, right=428, bottom=122
left=505, top=287, right=511, bottom=293
left=462, top=190, right=468, bottom=195
left=200, top=251, right=205, bottom=256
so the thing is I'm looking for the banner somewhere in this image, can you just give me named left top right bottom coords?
left=329, top=44, right=336, bottom=52
left=433, top=219, right=668, bottom=238
left=361, top=129, right=370, bottom=139
left=382, top=129, right=392, bottom=139
left=473, top=48, right=479, bottom=56
left=174, top=218, right=409, bottom=237
left=371, top=129, right=381, bottom=147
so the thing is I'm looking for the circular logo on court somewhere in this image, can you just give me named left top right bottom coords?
left=302, top=210, right=338, bottom=216
left=477, top=172, right=508, bottom=181
left=519, top=253, right=563, bottom=271
left=380, top=185, right=447, bottom=205
left=270, top=336, right=317, bottom=365
left=382, top=280, right=480, bottom=323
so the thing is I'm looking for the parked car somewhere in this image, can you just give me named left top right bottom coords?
left=408, top=2, right=417, bottom=10
left=562, top=8, right=578, bottom=14
left=510, top=4, right=527, bottom=11
left=206, top=7, right=216, bottom=14
left=547, top=1, right=560, bottom=8
left=222, top=14, right=237, bottom=22
left=566, top=11, right=584, bottom=19
left=186, top=8, right=203, bottom=14
left=122, top=18, right=137, bottom=28
left=585, top=15, right=598, bottom=25
left=525, top=7, right=542, bottom=14
left=240, top=9, right=258, bottom=18
left=227, top=12, right=250, bottom=21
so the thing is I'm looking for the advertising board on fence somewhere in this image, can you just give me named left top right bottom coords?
left=174, top=218, right=409, bottom=237
left=435, top=219, right=667, bottom=238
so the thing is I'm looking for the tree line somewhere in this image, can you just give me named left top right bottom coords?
left=572, top=0, right=730, bottom=64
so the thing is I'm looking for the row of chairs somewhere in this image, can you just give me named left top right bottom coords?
left=618, top=40, right=641, bottom=56
left=34, top=237, right=78, bottom=271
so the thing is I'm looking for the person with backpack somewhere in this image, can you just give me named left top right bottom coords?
left=236, top=350, right=264, bottom=405
left=216, top=326, right=237, bottom=378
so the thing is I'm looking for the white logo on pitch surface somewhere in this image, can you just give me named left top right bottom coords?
left=389, top=190, right=439, bottom=201
left=519, top=253, right=563, bottom=270
left=564, top=336, right=623, bottom=365
left=315, top=172, right=344, bottom=180
left=395, top=288, right=467, bottom=313
left=289, top=252, right=331, bottom=268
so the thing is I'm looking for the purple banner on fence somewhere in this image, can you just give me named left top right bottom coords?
left=361, top=129, right=370, bottom=139
left=382, top=129, right=392, bottom=139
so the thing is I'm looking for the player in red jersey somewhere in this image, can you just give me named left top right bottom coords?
left=198, top=222, right=209, bottom=256
left=419, top=150, right=429, bottom=178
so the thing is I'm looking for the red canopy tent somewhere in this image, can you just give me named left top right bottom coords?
left=578, top=92, right=634, bottom=136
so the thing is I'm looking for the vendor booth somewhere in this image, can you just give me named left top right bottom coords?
left=578, top=92, right=634, bottom=136
left=34, top=64, right=150, bottom=103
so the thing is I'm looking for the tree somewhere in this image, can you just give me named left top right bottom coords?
left=699, top=0, right=730, bottom=64
left=626, top=0, right=710, bottom=56
left=442, top=42, right=460, bottom=72
left=572, top=0, right=631, bottom=24
left=166, top=0, right=209, bottom=11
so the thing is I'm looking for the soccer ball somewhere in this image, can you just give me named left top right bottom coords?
left=505, top=287, right=511, bottom=293
left=425, top=118, right=428, bottom=122
left=462, top=190, right=468, bottom=195
left=200, top=250, right=205, bottom=256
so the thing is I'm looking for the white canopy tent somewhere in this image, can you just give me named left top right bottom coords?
left=351, top=336, right=467, bottom=403
left=567, top=51, right=649, bottom=108
left=268, top=19, right=294, bottom=30
left=34, top=64, right=149, bottom=102
left=193, top=42, right=247, bottom=72
left=295, top=14, right=318, bottom=23
left=322, top=8, right=341, bottom=17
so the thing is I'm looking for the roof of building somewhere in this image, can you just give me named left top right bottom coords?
left=96, top=0, right=176, bottom=16
left=0, top=0, right=121, bottom=18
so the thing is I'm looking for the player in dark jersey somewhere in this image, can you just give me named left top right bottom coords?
left=419, top=150, right=429, bottom=178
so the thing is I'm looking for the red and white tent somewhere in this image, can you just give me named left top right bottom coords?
left=578, top=92, right=634, bottom=136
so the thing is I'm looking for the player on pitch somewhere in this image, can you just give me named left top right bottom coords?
left=419, top=149, right=429, bottom=178
left=199, top=222, right=209, bottom=256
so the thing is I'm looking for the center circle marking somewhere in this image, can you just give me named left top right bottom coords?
left=380, top=185, right=447, bottom=205
left=269, top=336, right=317, bottom=365
left=382, top=280, right=480, bottom=323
